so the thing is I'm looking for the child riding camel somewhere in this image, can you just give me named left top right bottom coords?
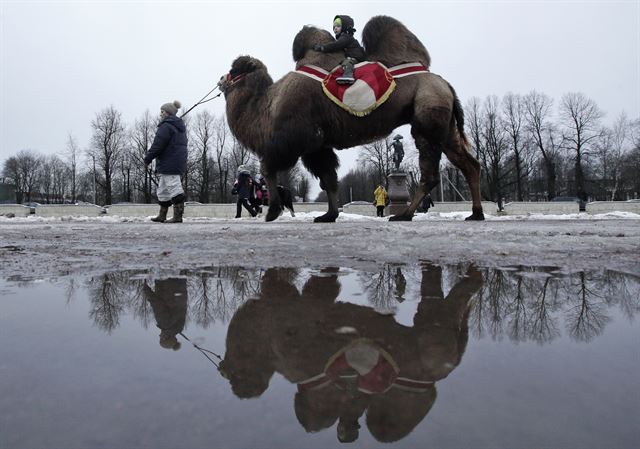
left=314, top=15, right=365, bottom=84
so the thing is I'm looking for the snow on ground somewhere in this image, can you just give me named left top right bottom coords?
left=1, top=212, right=639, bottom=279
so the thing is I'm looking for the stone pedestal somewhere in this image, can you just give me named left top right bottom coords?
left=387, top=172, right=410, bottom=215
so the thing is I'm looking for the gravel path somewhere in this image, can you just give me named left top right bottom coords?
left=1, top=219, right=639, bottom=279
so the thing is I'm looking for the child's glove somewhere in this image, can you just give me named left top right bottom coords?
left=313, top=44, right=324, bottom=52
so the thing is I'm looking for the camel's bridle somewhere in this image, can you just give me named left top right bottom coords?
left=219, top=73, right=246, bottom=94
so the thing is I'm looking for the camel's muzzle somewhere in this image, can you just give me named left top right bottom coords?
left=218, top=73, right=246, bottom=94
left=217, top=74, right=230, bottom=93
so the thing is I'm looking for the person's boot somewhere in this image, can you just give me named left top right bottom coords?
left=166, top=195, right=185, bottom=223
left=151, top=201, right=171, bottom=222
left=336, top=59, right=356, bottom=85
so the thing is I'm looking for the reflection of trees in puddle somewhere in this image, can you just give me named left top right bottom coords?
left=470, top=267, right=639, bottom=343
left=83, top=267, right=263, bottom=333
left=77, top=265, right=639, bottom=344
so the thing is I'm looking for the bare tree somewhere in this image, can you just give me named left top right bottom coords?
left=229, top=133, right=254, bottom=171
left=213, top=116, right=232, bottom=202
left=559, top=92, right=603, bottom=201
left=1, top=156, right=21, bottom=202
left=40, top=154, right=69, bottom=203
left=191, top=110, right=215, bottom=202
left=65, top=134, right=81, bottom=202
left=296, top=173, right=311, bottom=202
left=358, top=137, right=394, bottom=184
left=594, top=112, right=632, bottom=200
left=6, top=150, right=43, bottom=202
left=130, top=110, right=156, bottom=203
left=480, top=95, right=510, bottom=209
left=89, top=106, right=127, bottom=205
left=502, top=93, right=530, bottom=200
left=524, top=91, right=558, bottom=199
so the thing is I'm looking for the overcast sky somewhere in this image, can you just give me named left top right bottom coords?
left=1, top=0, right=639, bottom=192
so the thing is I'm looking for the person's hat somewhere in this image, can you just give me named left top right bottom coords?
left=333, top=17, right=342, bottom=27
left=161, top=100, right=182, bottom=116
left=159, top=333, right=181, bottom=351
left=393, top=134, right=403, bottom=140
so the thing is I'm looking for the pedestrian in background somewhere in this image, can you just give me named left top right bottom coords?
left=373, top=184, right=388, bottom=217
left=233, top=165, right=257, bottom=218
left=419, top=193, right=434, bottom=213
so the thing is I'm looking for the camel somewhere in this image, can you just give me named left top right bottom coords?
left=218, top=15, right=485, bottom=222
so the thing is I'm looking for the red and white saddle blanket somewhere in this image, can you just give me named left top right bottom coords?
left=297, top=339, right=434, bottom=395
left=295, top=62, right=429, bottom=116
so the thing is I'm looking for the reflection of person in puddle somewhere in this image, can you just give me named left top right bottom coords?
left=219, top=264, right=482, bottom=442
left=143, top=278, right=188, bottom=350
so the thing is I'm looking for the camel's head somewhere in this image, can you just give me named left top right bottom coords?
left=292, top=25, right=335, bottom=62
left=218, top=56, right=269, bottom=94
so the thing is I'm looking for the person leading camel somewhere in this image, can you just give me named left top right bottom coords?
left=313, top=15, right=365, bottom=84
left=144, top=100, right=188, bottom=223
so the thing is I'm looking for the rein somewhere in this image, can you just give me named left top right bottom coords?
left=219, top=73, right=246, bottom=94
left=179, top=86, right=222, bottom=119
left=179, top=332, right=223, bottom=369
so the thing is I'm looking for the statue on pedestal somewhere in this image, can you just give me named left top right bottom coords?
left=391, top=134, right=404, bottom=172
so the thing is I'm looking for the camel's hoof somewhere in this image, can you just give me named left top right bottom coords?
left=465, top=207, right=485, bottom=221
left=389, top=214, right=413, bottom=222
left=314, top=213, right=338, bottom=223
left=265, top=211, right=279, bottom=222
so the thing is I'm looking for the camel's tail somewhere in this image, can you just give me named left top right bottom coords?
left=448, top=82, right=469, bottom=148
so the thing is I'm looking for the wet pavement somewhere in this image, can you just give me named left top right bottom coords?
left=1, top=264, right=638, bottom=449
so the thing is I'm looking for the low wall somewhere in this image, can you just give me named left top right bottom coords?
left=0, top=204, right=31, bottom=217
left=503, top=202, right=580, bottom=215
left=429, top=201, right=498, bottom=213
left=342, top=203, right=377, bottom=216
left=36, top=204, right=105, bottom=217
left=587, top=201, right=640, bottom=215
left=106, top=204, right=160, bottom=217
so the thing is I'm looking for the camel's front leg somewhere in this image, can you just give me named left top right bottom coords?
left=301, top=148, right=340, bottom=223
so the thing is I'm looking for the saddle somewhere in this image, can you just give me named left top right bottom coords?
left=296, top=62, right=429, bottom=116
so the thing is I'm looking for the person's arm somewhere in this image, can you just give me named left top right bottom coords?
left=144, top=123, right=173, bottom=165
left=315, top=34, right=351, bottom=53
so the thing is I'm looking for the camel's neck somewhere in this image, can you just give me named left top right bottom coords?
left=225, top=73, right=274, bottom=151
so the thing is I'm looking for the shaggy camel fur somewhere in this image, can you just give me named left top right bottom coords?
left=219, top=15, right=484, bottom=222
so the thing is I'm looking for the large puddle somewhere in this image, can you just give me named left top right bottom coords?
left=1, top=264, right=638, bottom=448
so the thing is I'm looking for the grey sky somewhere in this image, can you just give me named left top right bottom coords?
left=1, top=0, right=639, bottom=184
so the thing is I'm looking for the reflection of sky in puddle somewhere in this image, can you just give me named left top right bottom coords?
left=1, top=264, right=639, bottom=449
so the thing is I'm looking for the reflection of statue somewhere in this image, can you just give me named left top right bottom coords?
left=219, top=264, right=483, bottom=443
left=143, top=278, right=188, bottom=350
left=391, top=134, right=404, bottom=171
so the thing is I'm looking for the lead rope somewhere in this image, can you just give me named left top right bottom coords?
left=179, top=332, right=222, bottom=368
left=179, top=85, right=222, bottom=119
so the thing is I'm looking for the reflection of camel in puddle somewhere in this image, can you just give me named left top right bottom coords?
left=219, top=264, right=483, bottom=442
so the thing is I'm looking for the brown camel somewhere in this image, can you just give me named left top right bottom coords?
left=218, top=15, right=484, bottom=222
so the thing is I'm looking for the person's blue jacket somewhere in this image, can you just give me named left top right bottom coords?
left=144, top=115, right=188, bottom=175
left=235, top=170, right=253, bottom=200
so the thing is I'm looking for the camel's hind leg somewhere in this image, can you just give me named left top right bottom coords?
left=442, top=135, right=485, bottom=220
left=262, top=165, right=283, bottom=222
left=302, top=148, right=340, bottom=223
left=389, top=134, right=442, bottom=221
